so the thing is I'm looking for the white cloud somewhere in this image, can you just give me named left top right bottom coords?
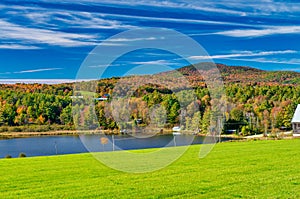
left=99, top=36, right=163, bottom=46
left=103, top=12, right=251, bottom=27
left=6, top=3, right=251, bottom=29
left=20, top=6, right=250, bottom=29
left=181, top=0, right=300, bottom=16
left=189, top=50, right=297, bottom=60
left=152, top=1, right=247, bottom=16
left=108, top=37, right=158, bottom=42
left=50, top=0, right=247, bottom=16
left=0, top=79, right=76, bottom=84
left=47, top=12, right=136, bottom=29
left=230, top=57, right=300, bottom=65
left=131, top=60, right=179, bottom=65
left=7, top=6, right=136, bottom=30
left=214, top=26, right=300, bottom=37
left=53, top=0, right=300, bottom=17
left=14, top=68, right=63, bottom=74
left=0, top=44, right=40, bottom=49
left=2, top=1, right=300, bottom=49
left=0, top=19, right=97, bottom=47
left=87, top=63, right=123, bottom=68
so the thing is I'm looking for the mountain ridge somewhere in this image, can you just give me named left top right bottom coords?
left=0, top=63, right=300, bottom=86
left=174, top=62, right=300, bottom=85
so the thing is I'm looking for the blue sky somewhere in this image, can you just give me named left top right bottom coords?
left=1, top=0, right=300, bottom=80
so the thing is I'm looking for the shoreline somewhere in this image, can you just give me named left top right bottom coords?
left=0, top=130, right=298, bottom=141
left=1, top=129, right=297, bottom=139
left=0, top=129, right=242, bottom=139
left=0, top=130, right=111, bottom=138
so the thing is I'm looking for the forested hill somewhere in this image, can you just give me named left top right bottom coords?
left=1, top=62, right=300, bottom=135
left=176, top=63, right=300, bottom=85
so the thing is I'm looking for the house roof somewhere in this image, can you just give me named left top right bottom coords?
left=292, top=104, right=300, bottom=123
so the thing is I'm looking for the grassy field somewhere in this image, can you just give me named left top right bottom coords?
left=0, top=139, right=299, bottom=198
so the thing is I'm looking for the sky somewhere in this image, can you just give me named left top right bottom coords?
left=1, top=0, right=300, bottom=81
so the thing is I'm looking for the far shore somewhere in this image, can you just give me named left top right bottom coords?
left=1, top=129, right=297, bottom=141
left=0, top=129, right=242, bottom=138
left=0, top=130, right=113, bottom=138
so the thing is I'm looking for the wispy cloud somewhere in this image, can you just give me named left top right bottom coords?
left=214, top=26, right=300, bottom=38
left=0, top=79, right=76, bottom=84
left=55, top=0, right=300, bottom=17
left=8, top=2, right=252, bottom=29
left=87, top=63, right=123, bottom=68
left=100, top=36, right=163, bottom=46
left=218, top=1, right=300, bottom=15
left=0, top=19, right=97, bottom=47
left=108, top=37, right=158, bottom=42
left=23, top=7, right=251, bottom=29
left=43, top=12, right=136, bottom=29
left=189, top=50, right=297, bottom=60
left=14, top=68, right=63, bottom=74
left=51, top=0, right=247, bottom=16
left=103, top=12, right=251, bottom=27
left=4, top=5, right=136, bottom=31
left=230, top=57, right=300, bottom=65
left=131, top=60, right=179, bottom=65
left=0, top=44, right=40, bottom=49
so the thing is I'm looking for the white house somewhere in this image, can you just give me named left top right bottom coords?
left=172, top=126, right=181, bottom=132
left=291, top=104, right=300, bottom=134
left=94, top=97, right=108, bottom=101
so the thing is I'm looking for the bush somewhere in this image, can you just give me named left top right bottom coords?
left=19, top=153, right=26, bottom=158
left=241, top=126, right=251, bottom=136
left=5, top=155, right=12, bottom=158
left=0, top=126, right=8, bottom=132
left=0, top=124, right=76, bottom=133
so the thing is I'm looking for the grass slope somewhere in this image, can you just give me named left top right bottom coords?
left=0, top=139, right=299, bottom=198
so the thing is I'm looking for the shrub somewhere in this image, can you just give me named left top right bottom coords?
left=19, top=153, right=26, bottom=158
left=5, top=155, right=12, bottom=158
left=0, top=126, right=8, bottom=132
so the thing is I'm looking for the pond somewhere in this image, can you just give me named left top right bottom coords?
left=0, top=134, right=236, bottom=158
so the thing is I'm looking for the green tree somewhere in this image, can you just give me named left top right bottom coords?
left=201, top=107, right=211, bottom=134
left=230, top=108, right=244, bottom=122
left=168, top=101, right=180, bottom=124
left=3, top=104, right=15, bottom=126
left=26, top=106, right=35, bottom=123
left=84, top=105, right=98, bottom=129
left=60, top=104, right=73, bottom=125
left=0, top=102, right=5, bottom=126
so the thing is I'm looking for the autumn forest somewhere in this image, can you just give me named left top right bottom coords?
left=1, top=63, right=300, bottom=135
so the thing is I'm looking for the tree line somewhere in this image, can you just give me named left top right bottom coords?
left=0, top=81, right=299, bottom=135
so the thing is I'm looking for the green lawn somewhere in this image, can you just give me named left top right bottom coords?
left=0, top=139, right=299, bottom=198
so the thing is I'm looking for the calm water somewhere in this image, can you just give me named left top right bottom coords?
left=0, top=134, right=235, bottom=158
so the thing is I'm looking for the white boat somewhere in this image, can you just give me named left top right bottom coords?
left=172, top=126, right=181, bottom=132
left=120, top=129, right=127, bottom=134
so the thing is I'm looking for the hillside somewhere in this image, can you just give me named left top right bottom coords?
left=175, top=62, right=300, bottom=85
left=1, top=62, right=300, bottom=135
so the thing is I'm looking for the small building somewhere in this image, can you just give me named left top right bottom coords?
left=172, top=126, right=181, bottom=132
left=94, top=94, right=110, bottom=101
left=291, top=104, right=300, bottom=134
left=94, top=97, right=108, bottom=101
left=136, top=119, right=142, bottom=124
